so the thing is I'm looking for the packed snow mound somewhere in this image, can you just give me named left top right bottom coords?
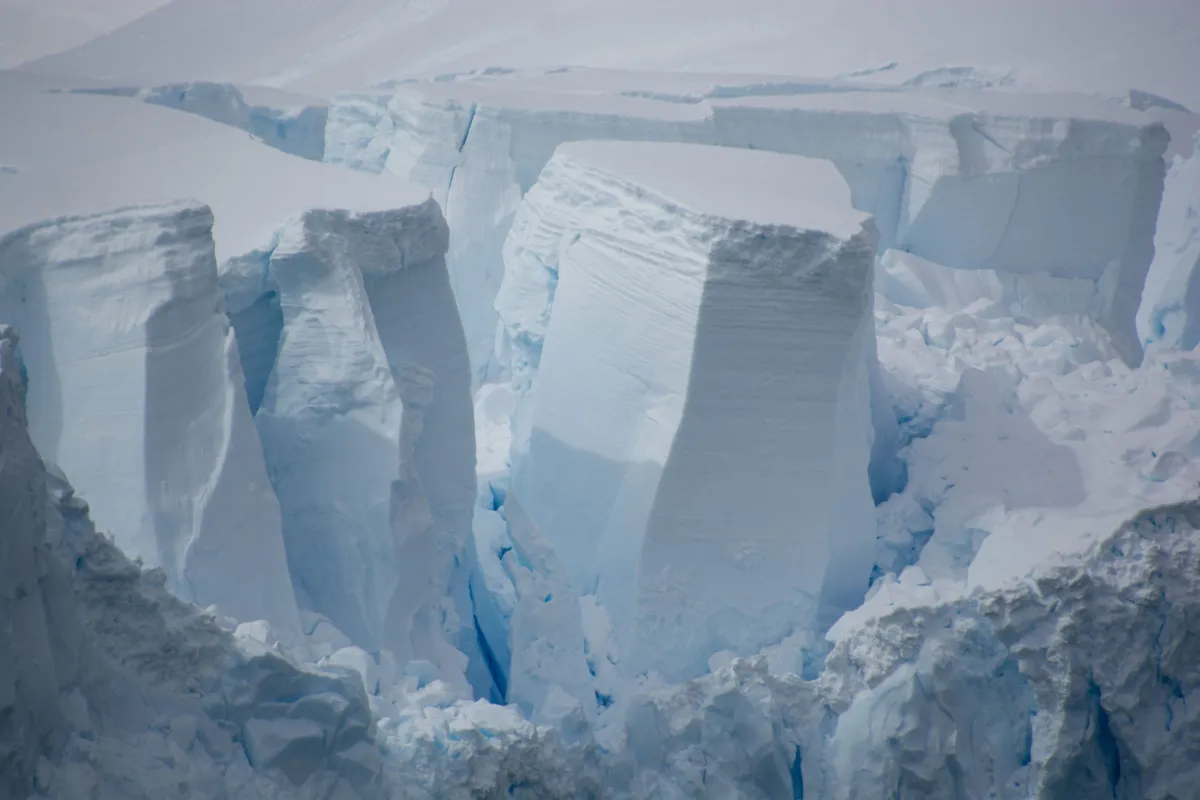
left=328, top=69, right=1168, bottom=379
left=0, top=202, right=301, bottom=635
left=248, top=200, right=482, bottom=696
left=0, top=327, right=389, bottom=799
left=499, top=142, right=879, bottom=684
left=19, top=0, right=1200, bottom=110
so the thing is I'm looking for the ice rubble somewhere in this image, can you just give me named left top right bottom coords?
left=498, top=141, right=879, bottom=684
left=327, top=69, right=1168, bottom=380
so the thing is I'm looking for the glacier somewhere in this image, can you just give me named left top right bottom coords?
left=4, top=1, right=1200, bottom=795
left=500, top=141, right=880, bottom=684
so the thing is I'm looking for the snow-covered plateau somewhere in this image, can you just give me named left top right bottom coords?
left=3, top=2, right=1200, bottom=798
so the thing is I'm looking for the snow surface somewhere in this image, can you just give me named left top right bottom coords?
left=1138, top=129, right=1200, bottom=350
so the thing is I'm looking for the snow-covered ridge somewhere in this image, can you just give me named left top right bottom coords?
left=327, top=69, right=1168, bottom=379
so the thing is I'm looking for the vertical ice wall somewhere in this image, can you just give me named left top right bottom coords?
left=248, top=202, right=480, bottom=692
left=0, top=203, right=301, bottom=634
left=504, top=142, right=878, bottom=681
left=1138, top=129, right=1200, bottom=351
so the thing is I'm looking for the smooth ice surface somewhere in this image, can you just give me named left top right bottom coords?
left=505, top=142, right=878, bottom=682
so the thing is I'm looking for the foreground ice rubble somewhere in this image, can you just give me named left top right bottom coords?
left=499, top=141, right=880, bottom=685
left=327, top=69, right=1169, bottom=379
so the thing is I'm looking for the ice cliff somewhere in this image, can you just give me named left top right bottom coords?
left=0, top=202, right=301, bottom=634
left=326, top=69, right=1168, bottom=379
left=244, top=200, right=480, bottom=693
left=497, top=141, right=879, bottom=685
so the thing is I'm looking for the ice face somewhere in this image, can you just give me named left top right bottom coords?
left=503, top=142, right=879, bottom=681
left=0, top=203, right=302, bottom=634
left=252, top=202, right=481, bottom=695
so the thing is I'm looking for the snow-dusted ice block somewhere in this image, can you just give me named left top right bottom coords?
left=0, top=202, right=301, bottom=634
left=506, top=142, right=879, bottom=680
left=254, top=201, right=477, bottom=689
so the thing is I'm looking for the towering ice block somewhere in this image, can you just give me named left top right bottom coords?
left=505, top=142, right=879, bottom=681
left=0, top=203, right=301, bottom=634
left=253, top=202, right=478, bottom=691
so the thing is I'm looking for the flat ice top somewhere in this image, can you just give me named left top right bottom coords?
left=0, top=88, right=428, bottom=257
left=17, top=0, right=1200, bottom=110
left=557, top=141, right=869, bottom=238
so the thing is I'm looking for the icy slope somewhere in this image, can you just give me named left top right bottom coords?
left=0, top=327, right=389, bottom=799
left=20, top=0, right=1200, bottom=109
left=500, top=142, right=879, bottom=684
left=330, top=71, right=1167, bottom=378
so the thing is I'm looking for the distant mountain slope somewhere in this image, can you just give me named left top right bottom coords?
left=19, top=0, right=1200, bottom=108
left=0, top=0, right=170, bottom=69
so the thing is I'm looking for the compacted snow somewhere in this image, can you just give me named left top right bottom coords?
left=3, top=1, right=1200, bottom=798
